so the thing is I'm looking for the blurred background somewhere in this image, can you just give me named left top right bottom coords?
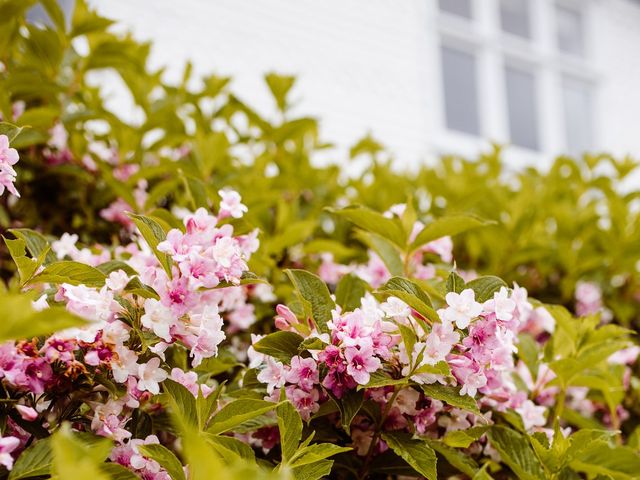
left=28, top=0, right=640, bottom=169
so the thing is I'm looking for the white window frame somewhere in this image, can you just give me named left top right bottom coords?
left=426, top=0, right=600, bottom=168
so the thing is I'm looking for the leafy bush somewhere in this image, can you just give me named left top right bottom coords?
left=0, top=1, right=640, bottom=479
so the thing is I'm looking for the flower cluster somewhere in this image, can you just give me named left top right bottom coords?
left=0, top=134, right=19, bottom=197
left=252, top=273, right=632, bottom=467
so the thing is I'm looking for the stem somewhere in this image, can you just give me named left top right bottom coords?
left=358, top=386, right=401, bottom=480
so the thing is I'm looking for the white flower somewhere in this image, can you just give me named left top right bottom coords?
left=136, top=357, right=168, bottom=395
left=51, top=233, right=78, bottom=260
left=381, top=296, right=411, bottom=319
left=484, top=287, right=516, bottom=322
left=440, top=289, right=483, bottom=329
left=210, top=236, right=237, bottom=269
left=140, top=299, right=175, bottom=342
left=111, top=346, right=139, bottom=383
left=516, top=400, right=547, bottom=431
left=31, top=294, right=48, bottom=312
left=105, top=270, right=131, bottom=292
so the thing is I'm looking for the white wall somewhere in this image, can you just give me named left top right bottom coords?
left=90, top=0, right=640, bottom=168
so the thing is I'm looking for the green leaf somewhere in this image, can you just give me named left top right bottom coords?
left=0, top=121, right=23, bottom=141
left=487, top=426, right=546, bottom=480
left=207, top=399, right=279, bottom=435
left=196, top=384, right=223, bottom=431
left=95, top=260, right=137, bottom=276
left=291, top=459, right=334, bottom=480
left=138, top=444, right=186, bottom=480
left=0, top=293, right=87, bottom=342
left=8, top=438, right=52, bottom=480
left=361, top=370, right=408, bottom=390
left=164, top=379, right=198, bottom=430
left=99, top=463, right=141, bottom=480
left=278, top=401, right=303, bottom=462
left=252, top=331, right=304, bottom=364
left=420, top=384, right=480, bottom=415
left=331, top=390, right=364, bottom=435
left=446, top=271, right=466, bottom=294
left=265, top=72, right=295, bottom=112
left=51, top=425, right=111, bottom=480
left=442, top=426, right=489, bottom=448
left=128, top=213, right=173, bottom=276
left=284, top=269, right=335, bottom=334
left=290, top=443, right=352, bottom=468
left=466, top=276, right=508, bottom=302
left=334, top=274, right=368, bottom=312
left=28, top=261, right=107, bottom=288
left=9, top=228, right=56, bottom=264
left=424, top=438, right=479, bottom=476
left=205, top=434, right=256, bottom=463
left=377, top=277, right=439, bottom=323
left=353, top=230, right=403, bottom=276
left=3, top=236, right=46, bottom=284
left=124, top=277, right=160, bottom=300
left=328, top=205, right=406, bottom=248
left=382, top=432, right=437, bottom=480
left=570, top=441, right=640, bottom=479
left=410, top=214, right=495, bottom=252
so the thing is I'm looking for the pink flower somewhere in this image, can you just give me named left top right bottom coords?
left=575, top=281, right=603, bottom=316
left=218, top=189, right=248, bottom=219
left=257, top=358, right=287, bottom=394
left=440, top=289, right=482, bottom=329
left=22, top=358, right=53, bottom=394
left=43, top=337, right=76, bottom=364
left=0, top=435, right=20, bottom=471
left=136, top=358, right=168, bottom=395
left=344, top=344, right=381, bottom=385
left=274, top=304, right=298, bottom=331
left=100, top=198, right=135, bottom=230
left=0, top=134, right=19, bottom=197
left=322, top=367, right=357, bottom=398
left=423, top=236, right=453, bottom=263
left=16, top=405, right=37, bottom=421
left=515, top=400, right=547, bottom=431
left=286, top=356, right=319, bottom=391
left=105, top=270, right=131, bottom=292
left=171, top=368, right=213, bottom=397
left=286, top=386, right=319, bottom=421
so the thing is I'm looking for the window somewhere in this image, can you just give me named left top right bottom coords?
left=27, top=0, right=75, bottom=27
left=434, top=0, right=595, bottom=158
left=438, top=0, right=473, bottom=19
left=500, top=0, right=531, bottom=39
left=504, top=63, right=539, bottom=150
left=441, top=44, right=480, bottom=135
left=562, top=76, right=593, bottom=155
left=556, top=4, right=585, bottom=57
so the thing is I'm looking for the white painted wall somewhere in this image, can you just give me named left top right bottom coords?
left=90, top=0, right=640, bottom=169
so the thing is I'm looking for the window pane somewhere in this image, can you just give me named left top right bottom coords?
left=438, top=0, right=472, bottom=19
left=500, top=0, right=531, bottom=38
left=27, top=0, right=75, bottom=26
left=556, top=5, right=585, bottom=56
left=505, top=64, right=539, bottom=150
left=562, top=76, right=593, bottom=155
left=441, top=45, right=480, bottom=135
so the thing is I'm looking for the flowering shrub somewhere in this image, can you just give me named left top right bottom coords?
left=0, top=1, right=640, bottom=479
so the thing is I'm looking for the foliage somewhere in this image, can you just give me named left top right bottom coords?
left=0, top=2, right=639, bottom=480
